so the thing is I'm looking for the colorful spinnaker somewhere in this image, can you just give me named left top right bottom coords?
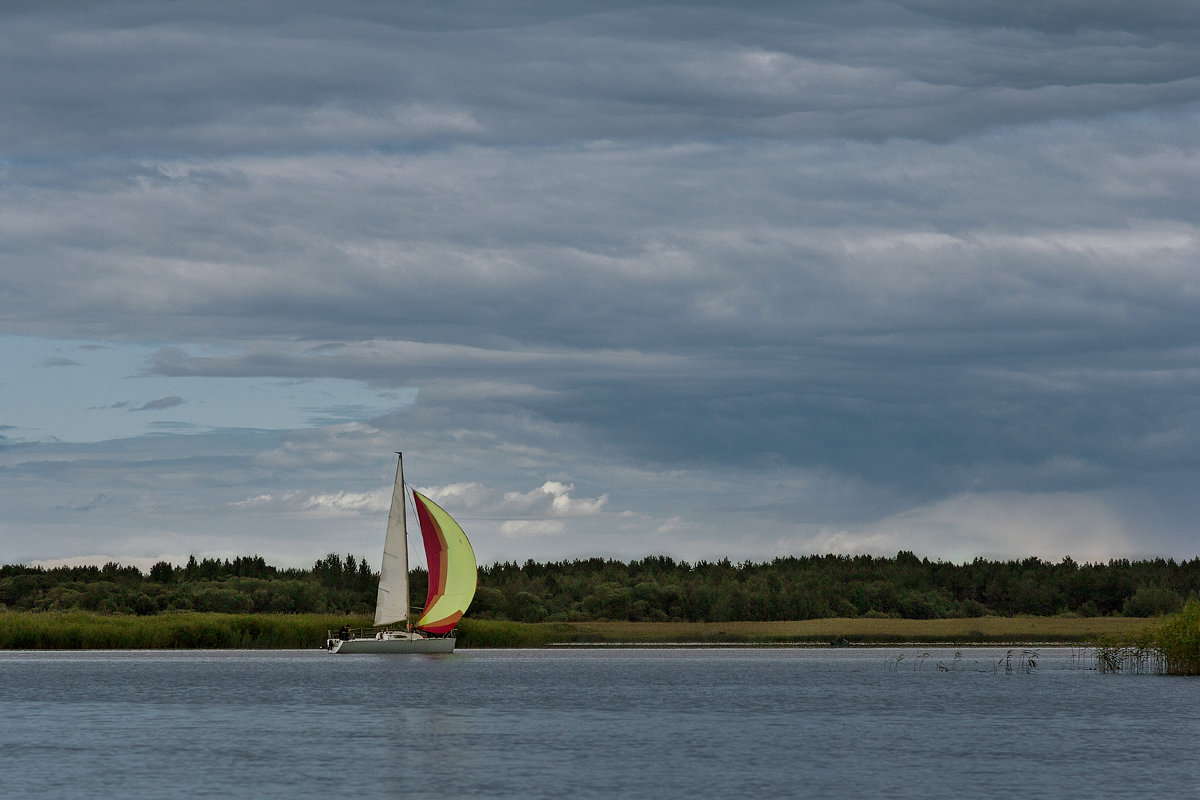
left=414, top=491, right=478, bottom=634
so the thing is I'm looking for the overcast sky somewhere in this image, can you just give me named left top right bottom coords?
left=2, top=1, right=1199, bottom=571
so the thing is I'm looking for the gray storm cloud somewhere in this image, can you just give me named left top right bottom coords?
left=1, top=1, right=1197, bottom=566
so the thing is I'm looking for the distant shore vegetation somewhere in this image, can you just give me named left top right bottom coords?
left=2, top=551, right=1197, bottom=622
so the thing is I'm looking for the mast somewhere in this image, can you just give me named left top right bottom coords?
left=373, top=452, right=410, bottom=627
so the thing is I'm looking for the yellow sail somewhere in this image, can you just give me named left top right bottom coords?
left=413, top=490, right=478, bottom=634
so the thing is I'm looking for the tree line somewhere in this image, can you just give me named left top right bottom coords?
left=1, top=551, right=1198, bottom=620
left=0, top=554, right=382, bottom=617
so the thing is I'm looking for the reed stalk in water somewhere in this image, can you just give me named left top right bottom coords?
left=1095, top=598, right=1200, bottom=675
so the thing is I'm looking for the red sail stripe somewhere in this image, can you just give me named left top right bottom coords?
left=418, top=611, right=463, bottom=635
left=414, top=492, right=450, bottom=632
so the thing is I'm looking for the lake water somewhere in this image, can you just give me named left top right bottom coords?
left=1, top=647, right=1196, bottom=798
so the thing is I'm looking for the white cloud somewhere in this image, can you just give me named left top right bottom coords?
left=502, top=481, right=609, bottom=517
left=301, top=489, right=389, bottom=516
left=500, top=519, right=566, bottom=539
left=416, top=482, right=488, bottom=509
left=230, top=494, right=275, bottom=508
left=655, top=516, right=687, bottom=534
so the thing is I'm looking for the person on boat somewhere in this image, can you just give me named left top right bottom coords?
left=339, top=625, right=351, bottom=641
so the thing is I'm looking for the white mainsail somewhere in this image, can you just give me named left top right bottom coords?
left=373, top=453, right=410, bottom=627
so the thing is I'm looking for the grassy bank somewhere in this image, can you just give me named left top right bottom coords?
left=0, top=611, right=1154, bottom=650
left=464, top=615, right=1153, bottom=647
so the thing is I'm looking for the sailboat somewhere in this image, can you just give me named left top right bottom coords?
left=328, top=453, right=477, bottom=654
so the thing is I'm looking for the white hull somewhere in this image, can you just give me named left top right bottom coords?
left=330, top=632, right=455, bottom=654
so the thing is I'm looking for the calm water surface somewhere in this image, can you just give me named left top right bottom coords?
left=0, top=648, right=1196, bottom=798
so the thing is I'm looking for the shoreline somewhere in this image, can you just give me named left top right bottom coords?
left=0, top=611, right=1155, bottom=650
left=542, top=640, right=1098, bottom=648
left=474, top=616, right=1154, bottom=648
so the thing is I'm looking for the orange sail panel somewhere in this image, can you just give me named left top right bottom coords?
left=413, top=491, right=478, bottom=635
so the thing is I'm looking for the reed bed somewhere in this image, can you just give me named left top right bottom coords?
left=535, top=616, right=1149, bottom=645
left=1095, top=598, right=1200, bottom=675
left=455, top=619, right=572, bottom=648
left=0, top=611, right=371, bottom=649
